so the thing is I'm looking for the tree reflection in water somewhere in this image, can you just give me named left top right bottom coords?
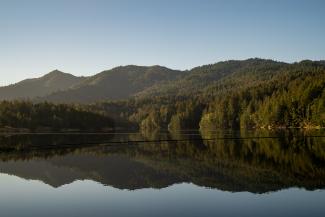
left=0, top=130, right=324, bottom=193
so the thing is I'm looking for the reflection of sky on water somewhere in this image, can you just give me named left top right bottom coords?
left=0, top=173, right=324, bottom=217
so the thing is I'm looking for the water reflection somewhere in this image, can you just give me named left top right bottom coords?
left=0, top=130, right=324, bottom=193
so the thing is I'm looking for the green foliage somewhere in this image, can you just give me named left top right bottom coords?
left=90, top=59, right=325, bottom=130
left=1, top=59, right=325, bottom=130
left=199, top=60, right=325, bottom=129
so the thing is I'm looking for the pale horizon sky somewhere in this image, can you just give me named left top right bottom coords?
left=1, top=0, right=325, bottom=86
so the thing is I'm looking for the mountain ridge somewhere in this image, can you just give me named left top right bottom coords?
left=40, top=65, right=185, bottom=103
left=0, top=59, right=323, bottom=103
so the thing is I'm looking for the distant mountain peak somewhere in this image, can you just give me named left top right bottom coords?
left=50, top=69, right=62, bottom=73
left=44, top=70, right=69, bottom=77
left=0, top=69, right=86, bottom=100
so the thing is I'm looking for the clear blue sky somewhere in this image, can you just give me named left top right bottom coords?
left=1, top=0, right=325, bottom=86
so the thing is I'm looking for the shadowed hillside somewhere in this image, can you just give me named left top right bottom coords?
left=42, top=65, right=185, bottom=103
left=0, top=70, right=85, bottom=100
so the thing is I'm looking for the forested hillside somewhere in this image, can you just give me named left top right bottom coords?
left=1, top=59, right=324, bottom=130
left=136, top=59, right=287, bottom=98
left=88, top=59, right=325, bottom=130
left=200, top=60, right=325, bottom=129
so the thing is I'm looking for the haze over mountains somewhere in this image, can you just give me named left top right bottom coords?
left=0, top=58, right=323, bottom=103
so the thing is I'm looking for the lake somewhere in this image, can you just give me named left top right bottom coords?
left=0, top=130, right=324, bottom=217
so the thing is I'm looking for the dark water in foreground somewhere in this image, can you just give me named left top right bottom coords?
left=0, top=130, right=324, bottom=217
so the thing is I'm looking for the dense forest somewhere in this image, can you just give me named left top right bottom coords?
left=0, top=59, right=324, bottom=131
left=0, top=101, right=114, bottom=132
left=87, top=59, right=325, bottom=130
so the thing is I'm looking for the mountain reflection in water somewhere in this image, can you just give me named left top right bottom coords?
left=0, top=130, right=324, bottom=193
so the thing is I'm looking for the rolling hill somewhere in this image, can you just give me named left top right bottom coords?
left=0, top=70, right=85, bottom=100
left=135, top=58, right=287, bottom=98
left=41, top=65, right=185, bottom=103
left=0, top=59, right=322, bottom=106
left=0, top=59, right=288, bottom=103
left=0, top=59, right=324, bottom=130
left=27, top=59, right=287, bottom=103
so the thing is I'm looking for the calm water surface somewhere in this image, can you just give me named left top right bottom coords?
left=0, top=130, right=324, bottom=217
